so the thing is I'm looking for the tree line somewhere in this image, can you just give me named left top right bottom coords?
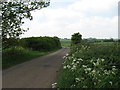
left=3, top=36, right=61, bottom=51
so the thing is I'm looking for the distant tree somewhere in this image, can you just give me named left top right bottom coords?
left=1, top=0, right=50, bottom=40
left=71, top=32, right=82, bottom=44
left=103, top=38, right=114, bottom=42
left=118, top=39, right=120, bottom=43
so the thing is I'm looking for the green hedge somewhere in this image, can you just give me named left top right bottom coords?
left=21, top=36, right=61, bottom=51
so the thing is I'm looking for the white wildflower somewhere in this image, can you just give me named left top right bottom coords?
left=76, top=61, right=79, bottom=64
left=92, top=70, right=96, bottom=73
left=52, top=83, right=57, bottom=88
left=109, top=81, right=112, bottom=85
left=83, top=86, right=87, bottom=88
left=72, top=62, right=74, bottom=65
left=97, top=58, right=100, bottom=61
left=94, top=82, right=96, bottom=85
left=104, top=70, right=108, bottom=74
left=63, top=56, right=66, bottom=59
left=96, top=61, right=99, bottom=66
left=78, top=58, right=83, bottom=61
left=90, top=59, right=94, bottom=63
left=112, top=66, right=116, bottom=68
left=63, top=66, right=67, bottom=69
left=67, top=65, right=71, bottom=69
left=112, top=66, right=117, bottom=71
left=71, top=65, right=76, bottom=70
left=82, top=65, right=87, bottom=68
left=85, top=68, right=91, bottom=71
left=66, top=53, right=69, bottom=56
left=73, top=59, right=76, bottom=62
left=75, top=78, right=81, bottom=82
left=104, top=70, right=110, bottom=75
left=111, top=71, right=115, bottom=75
left=101, top=59, right=105, bottom=62
left=93, top=62, right=96, bottom=66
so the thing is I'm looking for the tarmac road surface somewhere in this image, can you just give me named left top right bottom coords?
left=3, top=48, right=69, bottom=88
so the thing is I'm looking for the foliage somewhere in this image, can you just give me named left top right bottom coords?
left=103, top=38, right=114, bottom=42
left=1, top=0, right=50, bottom=44
left=71, top=32, right=82, bottom=45
left=2, top=38, right=20, bottom=49
left=118, top=39, right=120, bottom=43
left=56, top=42, right=120, bottom=88
left=21, top=36, right=61, bottom=51
left=2, top=46, right=56, bottom=69
left=2, top=36, right=61, bottom=69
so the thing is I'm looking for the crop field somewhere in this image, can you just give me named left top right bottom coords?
left=60, top=39, right=71, bottom=47
left=56, top=42, right=120, bottom=88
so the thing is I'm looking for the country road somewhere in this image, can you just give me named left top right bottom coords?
left=3, top=48, right=69, bottom=88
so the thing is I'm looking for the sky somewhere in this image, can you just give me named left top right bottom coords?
left=21, top=0, right=119, bottom=39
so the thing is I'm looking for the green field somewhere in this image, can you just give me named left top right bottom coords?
left=56, top=42, right=120, bottom=88
left=60, top=39, right=71, bottom=47
left=94, top=42, right=115, bottom=45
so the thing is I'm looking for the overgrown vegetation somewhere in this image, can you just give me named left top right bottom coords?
left=3, top=46, right=58, bottom=69
left=55, top=33, right=120, bottom=88
left=2, top=36, right=61, bottom=69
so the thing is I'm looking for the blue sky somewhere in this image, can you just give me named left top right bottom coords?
left=22, top=0, right=119, bottom=39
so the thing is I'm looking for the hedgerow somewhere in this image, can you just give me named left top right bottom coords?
left=21, top=36, right=61, bottom=51
left=55, top=42, right=120, bottom=88
left=2, top=36, right=62, bottom=69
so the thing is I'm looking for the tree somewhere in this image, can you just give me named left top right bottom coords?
left=71, top=32, right=82, bottom=44
left=1, top=0, right=50, bottom=40
left=118, top=39, right=120, bottom=43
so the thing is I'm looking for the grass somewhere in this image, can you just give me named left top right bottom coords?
left=2, top=46, right=60, bottom=69
left=60, top=39, right=71, bottom=47
left=56, top=42, right=120, bottom=88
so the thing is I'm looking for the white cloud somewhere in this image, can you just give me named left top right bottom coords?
left=22, top=0, right=118, bottom=39
left=68, top=0, right=118, bottom=12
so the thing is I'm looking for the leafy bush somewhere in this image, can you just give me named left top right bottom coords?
left=3, top=38, right=20, bottom=49
left=71, top=32, right=82, bottom=45
left=21, top=36, right=61, bottom=51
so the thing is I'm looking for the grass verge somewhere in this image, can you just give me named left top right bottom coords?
left=2, top=46, right=60, bottom=69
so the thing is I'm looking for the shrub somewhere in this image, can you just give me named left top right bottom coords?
left=21, top=36, right=61, bottom=51
left=3, top=38, right=20, bottom=49
left=71, top=32, right=82, bottom=45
